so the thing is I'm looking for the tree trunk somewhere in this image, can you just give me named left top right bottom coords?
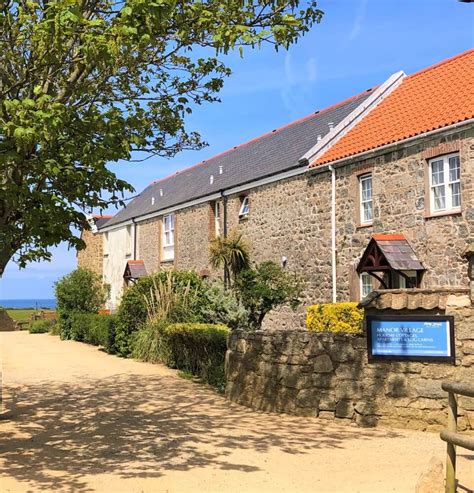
left=0, top=247, right=14, bottom=277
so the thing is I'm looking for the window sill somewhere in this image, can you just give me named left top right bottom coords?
left=161, top=259, right=174, bottom=264
left=357, top=222, right=373, bottom=229
left=239, top=215, right=249, bottom=222
left=424, top=210, right=462, bottom=220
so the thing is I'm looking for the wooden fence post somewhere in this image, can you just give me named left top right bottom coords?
left=445, top=391, right=457, bottom=493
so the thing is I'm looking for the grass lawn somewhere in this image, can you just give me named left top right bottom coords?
left=6, top=309, right=36, bottom=323
left=5, top=309, right=56, bottom=331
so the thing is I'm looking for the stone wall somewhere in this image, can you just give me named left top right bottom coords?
left=226, top=301, right=474, bottom=431
left=77, top=229, right=103, bottom=276
left=137, top=218, right=161, bottom=272
left=334, top=128, right=474, bottom=300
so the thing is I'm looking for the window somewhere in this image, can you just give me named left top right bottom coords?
left=393, top=271, right=418, bottom=289
left=162, top=214, right=175, bottom=261
left=360, top=272, right=373, bottom=299
left=429, top=153, right=461, bottom=214
left=239, top=196, right=250, bottom=219
left=359, top=173, right=373, bottom=224
left=214, top=201, right=221, bottom=237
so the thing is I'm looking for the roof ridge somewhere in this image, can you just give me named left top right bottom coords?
left=148, top=86, right=376, bottom=188
left=407, top=48, right=474, bottom=80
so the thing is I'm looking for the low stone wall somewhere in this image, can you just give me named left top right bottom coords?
left=226, top=305, right=474, bottom=431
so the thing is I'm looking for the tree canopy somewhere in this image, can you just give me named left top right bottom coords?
left=0, top=0, right=323, bottom=275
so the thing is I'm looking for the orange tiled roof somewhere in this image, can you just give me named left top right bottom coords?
left=371, top=233, right=406, bottom=241
left=312, top=49, right=474, bottom=166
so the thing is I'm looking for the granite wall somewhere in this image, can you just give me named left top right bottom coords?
left=77, top=228, right=103, bottom=277
left=226, top=297, right=474, bottom=431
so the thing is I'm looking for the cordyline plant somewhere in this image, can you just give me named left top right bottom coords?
left=209, top=230, right=251, bottom=287
left=0, top=0, right=323, bottom=276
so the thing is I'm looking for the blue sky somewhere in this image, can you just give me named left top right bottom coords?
left=1, top=0, right=473, bottom=300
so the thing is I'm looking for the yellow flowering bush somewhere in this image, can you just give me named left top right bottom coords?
left=306, top=302, right=363, bottom=334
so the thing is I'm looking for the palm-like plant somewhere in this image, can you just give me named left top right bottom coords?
left=209, top=230, right=251, bottom=287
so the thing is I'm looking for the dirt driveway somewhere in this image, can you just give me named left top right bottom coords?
left=0, top=331, right=472, bottom=493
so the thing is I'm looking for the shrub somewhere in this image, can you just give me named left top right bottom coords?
left=131, top=319, right=168, bottom=364
left=29, top=319, right=55, bottom=334
left=306, top=302, right=363, bottom=334
left=235, top=261, right=302, bottom=330
left=114, top=270, right=205, bottom=356
left=55, top=268, right=109, bottom=313
left=59, top=311, right=116, bottom=351
left=200, top=283, right=248, bottom=330
left=133, top=322, right=229, bottom=391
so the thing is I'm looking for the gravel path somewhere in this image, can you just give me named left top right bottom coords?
left=0, top=331, right=472, bottom=492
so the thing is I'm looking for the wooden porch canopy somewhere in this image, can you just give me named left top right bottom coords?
left=123, top=260, right=147, bottom=282
left=357, top=234, right=425, bottom=289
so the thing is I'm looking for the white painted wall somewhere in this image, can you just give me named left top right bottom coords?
left=103, top=225, right=134, bottom=310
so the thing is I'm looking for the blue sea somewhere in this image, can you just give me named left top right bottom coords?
left=0, top=299, right=56, bottom=310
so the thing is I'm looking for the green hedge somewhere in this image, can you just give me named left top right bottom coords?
left=133, top=322, right=229, bottom=391
left=59, top=311, right=116, bottom=352
left=29, top=319, right=56, bottom=334
left=306, top=302, right=363, bottom=334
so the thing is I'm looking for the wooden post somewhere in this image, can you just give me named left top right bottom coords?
left=445, top=391, right=457, bottom=493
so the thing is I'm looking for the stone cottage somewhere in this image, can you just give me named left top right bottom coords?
left=78, top=50, right=474, bottom=327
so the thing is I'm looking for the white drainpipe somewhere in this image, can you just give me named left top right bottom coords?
left=329, top=164, right=337, bottom=303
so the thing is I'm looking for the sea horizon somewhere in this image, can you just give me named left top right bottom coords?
left=0, top=299, right=56, bottom=309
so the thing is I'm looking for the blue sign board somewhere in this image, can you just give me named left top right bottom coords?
left=367, top=316, right=455, bottom=362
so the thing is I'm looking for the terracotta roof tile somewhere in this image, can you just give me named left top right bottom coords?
left=313, top=50, right=474, bottom=166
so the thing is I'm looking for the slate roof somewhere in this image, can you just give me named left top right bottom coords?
left=314, top=49, right=474, bottom=166
left=103, top=89, right=374, bottom=228
left=358, top=234, right=424, bottom=273
left=124, top=260, right=147, bottom=279
left=93, top=215, right=113, bottom=229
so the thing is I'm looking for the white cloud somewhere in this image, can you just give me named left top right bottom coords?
left=349, top=0, right=369, bottom=41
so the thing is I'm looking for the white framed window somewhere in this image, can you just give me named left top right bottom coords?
left=429, top=153, right=461, bottom=214
left=239, top=196, right=250, bottom=219
left=214, top=201, right=221, bottom=237
left=359, top=173, right=373, bottom=224
left=162, top=214, right=175, bottom=261
left=360, top=272, right=373, bottom=299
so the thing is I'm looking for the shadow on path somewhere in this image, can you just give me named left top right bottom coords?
left=0, top=371, right=402, bottom=492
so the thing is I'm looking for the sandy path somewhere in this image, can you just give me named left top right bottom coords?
left=0, top=331, right=472, bottom=493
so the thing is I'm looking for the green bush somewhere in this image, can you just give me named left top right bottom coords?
left=235, top=261, right=302, bottom=330
left=200, top=283, right=248, bottom=330
left=59, top=311, right=116, bottom=351
left=133, top=322, right=229, bottom=391
left=306, top=302, right=363, bottom=334
left=29, top=319, right=56, bottom=334
left=115, top=270, right=205, bottom=357
left=55, top=267, right=109, bottom=313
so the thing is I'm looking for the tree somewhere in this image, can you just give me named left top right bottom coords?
left=234, top=261, right=302, bottom=330
left=209, top=230, right=251, bottom=286
left=54, top=267, right=109, bottom=313
left=0, top=1, right=323, bottom=276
